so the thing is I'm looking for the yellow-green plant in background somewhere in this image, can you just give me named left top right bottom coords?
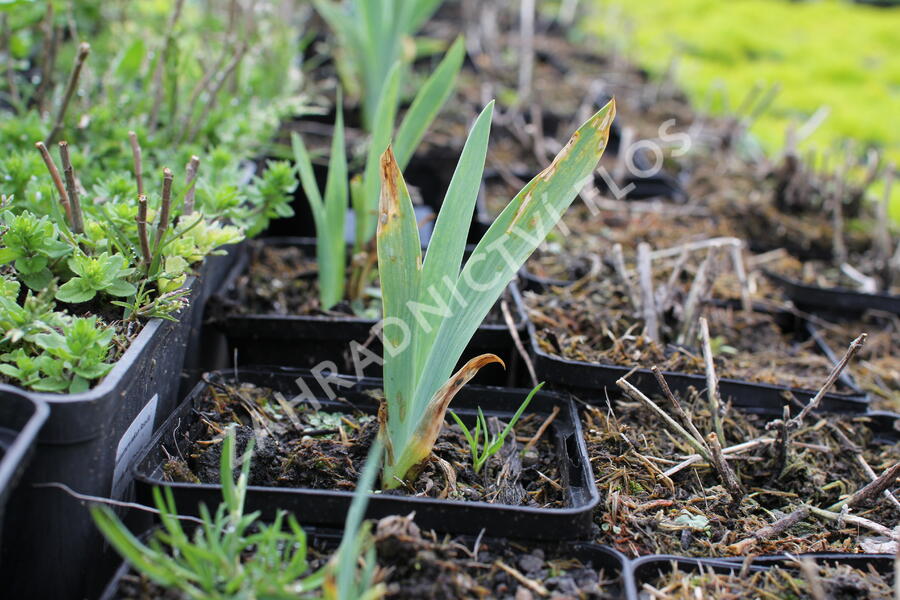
left=590, top=0, right=900, bottom=218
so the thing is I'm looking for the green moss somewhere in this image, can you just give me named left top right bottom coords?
left=589, top=0, right=900, bottom=218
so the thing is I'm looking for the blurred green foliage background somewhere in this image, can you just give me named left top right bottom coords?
left=590, top=0, right=900, bottom=217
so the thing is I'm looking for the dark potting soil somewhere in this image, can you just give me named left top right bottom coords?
left=524, top=270, right=852, bottom=393
left=582, top=391, right=899, bottom=557
left=110, top=515, right=619, bottom=599
left=229, top=244, right=514, bottom=325
left=163, top=380, right=567, bottom=508
left=644, top=560, right=895, bottom=600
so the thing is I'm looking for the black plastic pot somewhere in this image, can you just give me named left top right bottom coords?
left=209, top=237, right=529, bottom=388
left=766, top=269, right=900, bottom=316
left=628, top=552, right=895, bottom=600
left=179, top=243, right=245, bottom=398
left=99, top=525, right=628, bottom=600
left=516, top=289, right=871, bottom=413
left=134, top=367, right=600, bottom=541
left=0, top=277, right=201, bottom=600
left=0, top=390, right=48, bottom=546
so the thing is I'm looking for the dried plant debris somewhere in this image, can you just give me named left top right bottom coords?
left=163, top=378, right=566, bottom=507
left=582, top=386, right=899, bottom=557
left=526, top=262, right=852, bottom=392
left=641, top=559, right=894, bottom=600
left=372, top=515, right=619, bottom=599
left=816, top=312, right=900, bottom=413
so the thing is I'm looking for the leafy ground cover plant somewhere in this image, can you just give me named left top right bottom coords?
left=375, top=98, right=616, bottom=488
left=0, top=1, right=305, bottom=392
left=292, top=38, right=465, bottom=310
left=93, top=426, right=384, bottom=600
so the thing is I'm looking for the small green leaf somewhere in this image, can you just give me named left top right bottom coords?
left=104, top=279, right=137, bottom=297
left=56, top=279, right=97, bottom=304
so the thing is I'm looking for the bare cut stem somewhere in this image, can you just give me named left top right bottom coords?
left=2, top=14, right=21, bottom=108
left=151, top=168, right=174, bottom=260
left=707, top=431, right=744, bottom=504
left=183, top=42, right=247, bottom=144
left=728, top=242, right=753, bottom=312
left=875, top=164, right=894, bottom=269
left=35, top=141, right=72, bottom=226
left=808, top=505, right=898, bottom=540
left=663, top=437, right=775, bottom=478
left=516, top=0, right=535, bottom=106
left=827, top=461, right=900, bottom=513
left=651, top=366, right=707, bottom=447
left=769, top=404, right=791, bottom=481
left=610, top=243, right=639, bottom=311
left=46, top=42, right=90, bottom=146
left=501, top=299, right=537, bottom=387
left=699, top=317, right=726, bottom=442
left=831, top=156, right=849, bottom=265
left=677, top=246, right=716, bottom=345
left=183, top=155, right=200, bottom=215
left=33, top=3, right=56, bottom=113
left=659, top=245, right=689, bottom=312
left=828, top=422, right=900, bottom=511
left=148, top=0, right=186, bottom=133
left=649, top=236, right=741, bottom=260
left=726, top=505, right=809, bottom=554
left=128, top=131, right=143, bottom=197
left=637, top=242, right=659, bottom=343
left=177, top=43, right=230, bottom=138
left=616, top=376, right=712, bottom=463
left=788, top=333, right=867, bottom=428
left=135, top=194, right=151, bottom=265
left=57, top=141, right=84, bottom=234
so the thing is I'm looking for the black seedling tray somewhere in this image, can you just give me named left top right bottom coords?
left=99, top=525, right=628, bottom=600
left=627, top=552, right=896, bottom=600
left=0, top=390, right=48, bottom=546
left=180, top=243, right=244, bottom=398
left=766, top=269, right=900, bottom=316
left=209, top=237, right=529, bottom=387
left=516, top=289, right=871, bottom=413
left=0, top=277, right=201, bottom=600
left=133, top=367, right=600, bottom=541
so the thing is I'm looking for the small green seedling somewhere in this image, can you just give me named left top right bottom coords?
left=92, top=426, right=385, bottom=599
left=450, top=382, right=544, bottom=473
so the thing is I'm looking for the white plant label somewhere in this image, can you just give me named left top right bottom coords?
left=111, top=394, right=158, bottom=500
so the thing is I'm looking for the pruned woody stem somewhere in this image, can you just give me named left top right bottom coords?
left=376, top=99, right=615, bottom=489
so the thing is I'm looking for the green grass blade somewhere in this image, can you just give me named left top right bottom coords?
left=405, top=0, right=445, bottom=34
left=336, top=438, right=383, bottom=600
left=291, top=132, right=324, bottom=229
left=413, top=100, right=616, bottom=428
left=319, top=93, right=348, bottom=309
left=393, top=36, right=466, bottom=169
left=376, top=147, right=422, bottom=449
left=414, top=101, right=493, bottom=376
left=493, top=382, right=544, bottom=452
left=359, top=62, right=401, bottom=249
